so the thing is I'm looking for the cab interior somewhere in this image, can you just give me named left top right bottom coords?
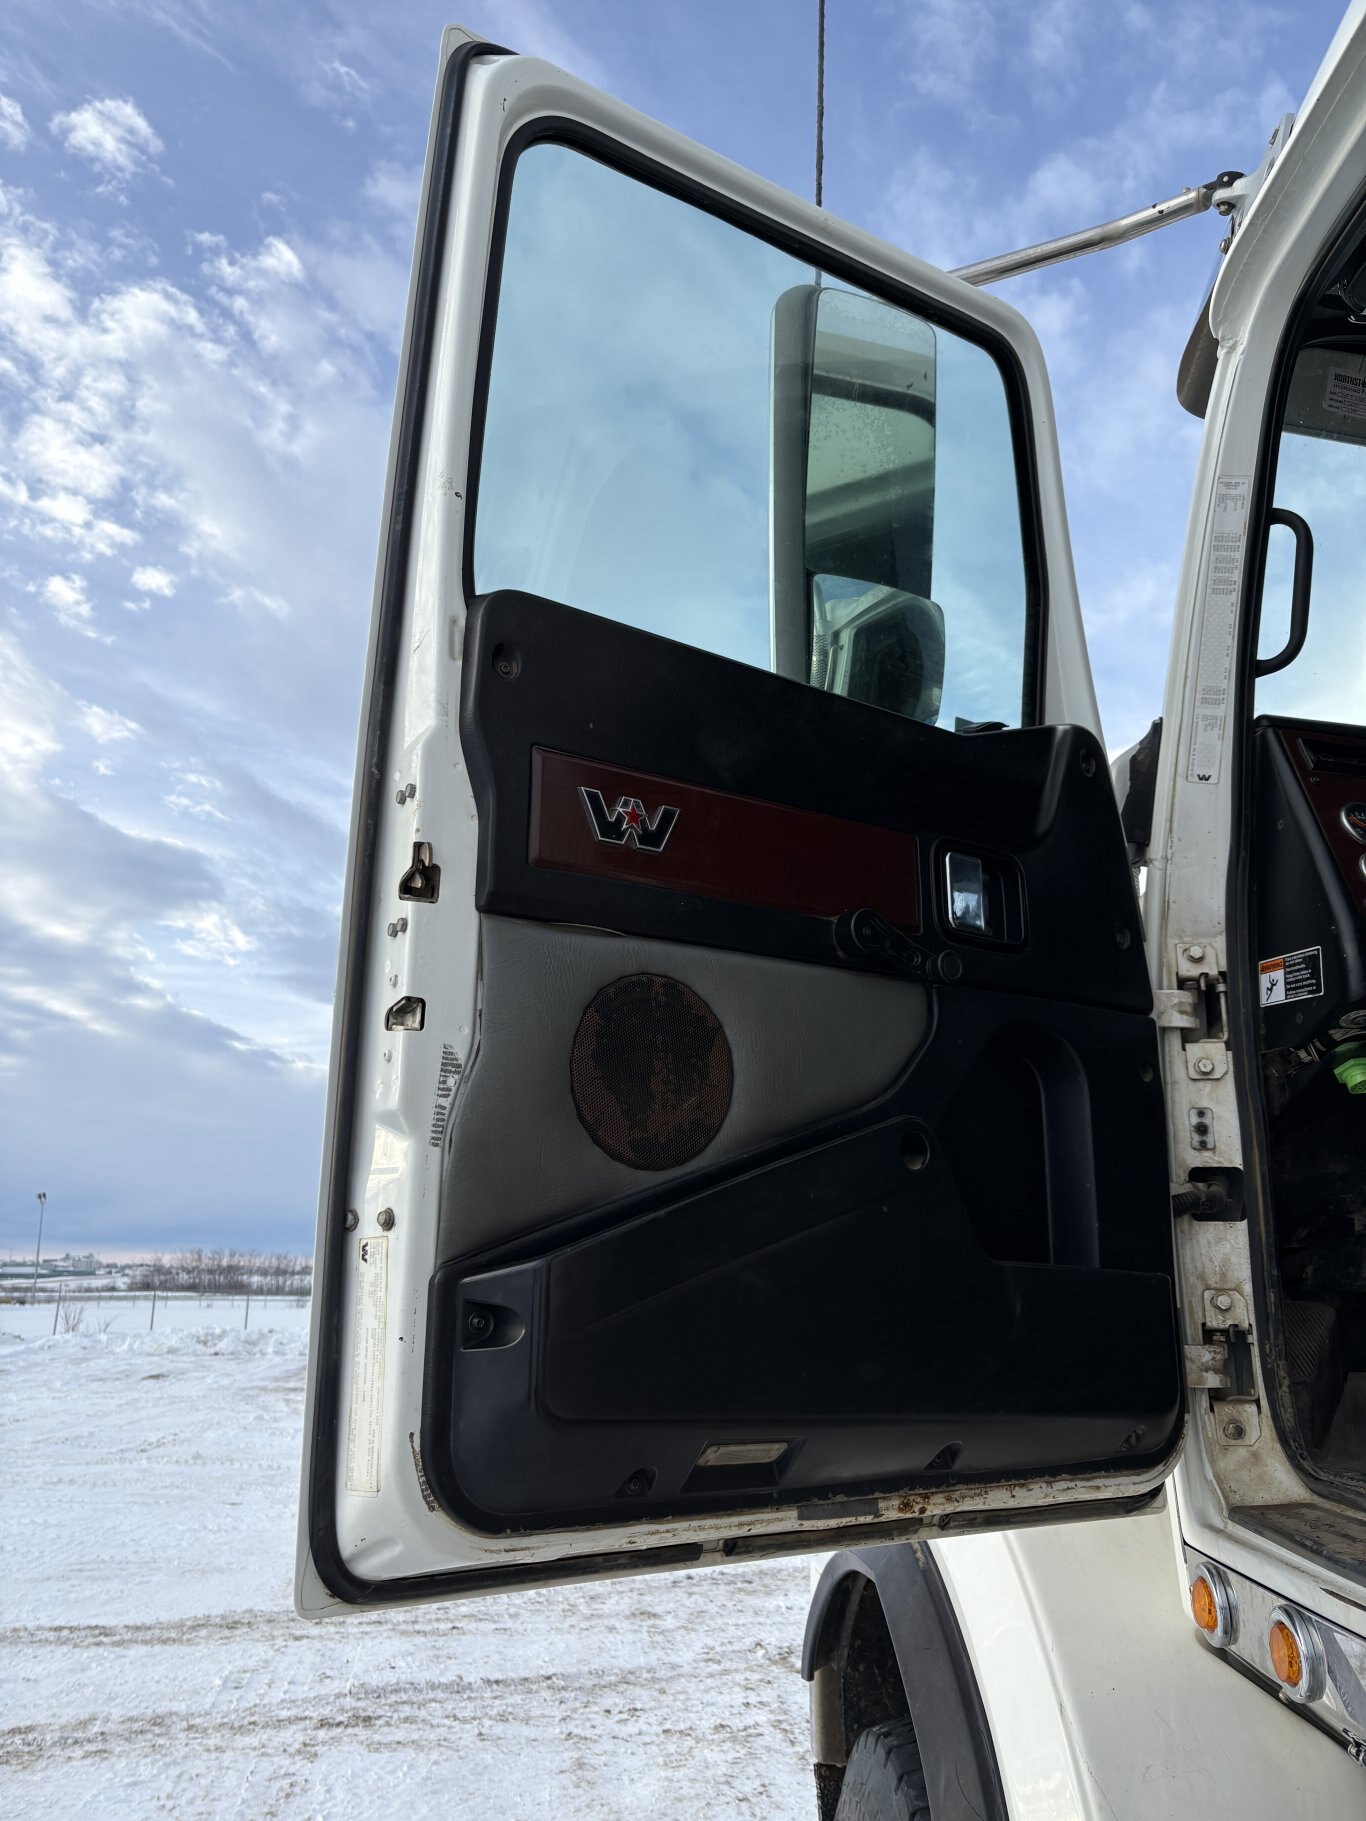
left=1246, top=226, right=1366, bottom=1484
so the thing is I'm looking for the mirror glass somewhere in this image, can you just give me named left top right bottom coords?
left=776, top=286, right=946, bottom=723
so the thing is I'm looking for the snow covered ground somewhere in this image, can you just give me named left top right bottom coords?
left=0, top=1309, right=814, bottom=1818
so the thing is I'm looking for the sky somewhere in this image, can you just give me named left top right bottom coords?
left=0, top=0, right=1351, bottom=1255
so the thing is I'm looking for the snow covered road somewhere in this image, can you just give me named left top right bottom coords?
left=1, top=1317, right=814, bottom=1818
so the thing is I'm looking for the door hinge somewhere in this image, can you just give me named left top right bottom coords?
left=1157, top=943, right=1231, bottom=1080
left=1154, top=988, right=1201, bottom=1029
left=1193, top=1288, right=1262, bottom=1443
left=1184, top=1340, right=1231, bottom=1389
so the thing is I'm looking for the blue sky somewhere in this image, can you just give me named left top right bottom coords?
left=0, top=0, right=1350, bottom=1254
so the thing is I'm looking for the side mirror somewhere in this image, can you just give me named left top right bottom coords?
left=771, top=284, right=945, bottom=722
left=812, top=580, right=945, bottom=724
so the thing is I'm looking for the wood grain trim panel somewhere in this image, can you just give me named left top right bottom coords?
left=529, top=748, right=919, bottom=926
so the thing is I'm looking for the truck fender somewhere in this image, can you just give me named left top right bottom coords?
left=802, top=1542, right=1007, bottom=1821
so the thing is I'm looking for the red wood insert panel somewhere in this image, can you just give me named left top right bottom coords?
left=529, top=748, right=919, bottom=926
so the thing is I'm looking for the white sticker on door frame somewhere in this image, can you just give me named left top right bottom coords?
left=345, top=1234, right=388, bottom=1496
left=1324, top=366, right=1366, bottom=420
left=1186, top=475, right=1251, bottom=787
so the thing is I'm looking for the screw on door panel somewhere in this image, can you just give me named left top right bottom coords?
left=377, top=1208, right=395, bottom=1231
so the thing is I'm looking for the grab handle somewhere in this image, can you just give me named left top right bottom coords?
left=1255, top=506, right=1314, bottom=677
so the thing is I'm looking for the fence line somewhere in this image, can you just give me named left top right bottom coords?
left=8, top=1290, right=310, bottom=1338
left=2, top=1287, right=311, bottom=1305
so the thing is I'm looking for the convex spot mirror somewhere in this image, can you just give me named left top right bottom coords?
left=772, top=284, right=946, bottom=724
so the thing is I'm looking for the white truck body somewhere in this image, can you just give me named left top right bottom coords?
left=300, top=5, right=1366, bottom=1809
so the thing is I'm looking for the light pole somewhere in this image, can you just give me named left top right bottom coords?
left=32, top=1191, right=46, bottom=1303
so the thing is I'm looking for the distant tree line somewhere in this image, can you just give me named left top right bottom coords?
left=129, top=1249, right=311, bottom=1296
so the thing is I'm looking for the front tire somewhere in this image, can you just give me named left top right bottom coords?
left=833, top=1718, right=932, bottom=1821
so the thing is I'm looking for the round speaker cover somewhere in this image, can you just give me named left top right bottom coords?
left=570, top=974, right=733, bottom=1170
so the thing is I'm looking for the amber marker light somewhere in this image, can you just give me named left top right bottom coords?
left=1268, top=1605, right=1326, bottom=1703
left=1269, top=1619, right=1301, bottom=1685
left=1188, top=1562, right=1236, bottom=1647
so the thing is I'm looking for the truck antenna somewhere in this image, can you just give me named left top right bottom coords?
left=815, top=0, right=826, bottom=209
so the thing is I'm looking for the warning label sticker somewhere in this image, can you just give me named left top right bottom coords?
left=1324, top=366, right=1366, bottom=420
left=345, top=1234, right=388, bottom=1497
left=428, top=1042, right=463, bottom=1148
left=1258, top=946, right=1324, bottom=1007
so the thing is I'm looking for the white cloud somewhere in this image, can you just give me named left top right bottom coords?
left=208, top=235, right=305, bottom=289
left=324, top=60, right=368, bottom=96
left=164, top=790, right=230, bottom=822
left=1026, top=0, right=1088, bottom=77
left=0, top=96, right=31, bottom=152
left=15, top=411, right=124, bottom=500
left=882, top=0, right=999, bottom=110
left=363, top=161, right=420, bottom=225
left=77, top=701, right=141, bottom=743
left=41, top=571, right=95, bottom=632
left=49, top=97, right=163, bottom=190
left=131, top=564, right=176, bottom=596
left=201, top=234, right=310, bottom=358
left=0, top=238, right=76, bottom=362
left=226, top=583, right=291, bottom=618
left=0, top=633, right=61, bottom=778
left=165, top=906, right=254, bottom=964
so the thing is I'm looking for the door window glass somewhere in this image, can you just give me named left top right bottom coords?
left=1256, top=345, right=1366, bottom=721
left=474, top=141, right=1032, bottom=731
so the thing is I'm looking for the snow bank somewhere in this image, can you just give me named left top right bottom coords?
left=0, top=1323, right=309, bottom=1361
left=0, top=1311, right=813, bottom=1819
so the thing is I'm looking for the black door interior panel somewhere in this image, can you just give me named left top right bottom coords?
left=425, top=986, right=1178, bottom=1532
left=427, top=591, right=1181, bottom=1533
left=461, top=592, right=1151, bottom=1007
left=425, top=1037, right=1179, bottom=1532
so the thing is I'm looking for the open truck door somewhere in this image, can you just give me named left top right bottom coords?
left=297, top=28, right=1184, bottom=1615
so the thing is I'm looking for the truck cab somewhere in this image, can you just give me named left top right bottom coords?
left=299, top=8, right=1366, bottom=1812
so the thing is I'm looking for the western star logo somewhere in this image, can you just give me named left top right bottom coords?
left=579, top=786, right=679, bottom=851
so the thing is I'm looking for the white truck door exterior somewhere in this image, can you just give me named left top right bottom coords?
left=298, top=28, right=1185, bottom=1617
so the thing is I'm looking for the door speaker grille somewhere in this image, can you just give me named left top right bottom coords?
left=570, top=974, right=733, bottom=1170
